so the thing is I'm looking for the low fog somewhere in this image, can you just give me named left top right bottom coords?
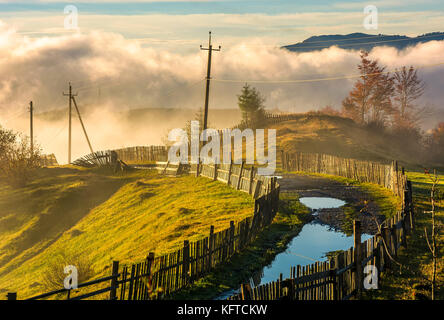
left=1, top=21, right=443, bottom=164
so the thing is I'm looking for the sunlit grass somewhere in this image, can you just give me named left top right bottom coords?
left=0, top=166, right=254, bottom=299
left=364, top=170, right=444, bottom=300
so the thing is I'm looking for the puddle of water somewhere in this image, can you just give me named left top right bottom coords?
left=257, top=221, right=372, bottom=285
left=215, top=196, right=371, bottom=300
left=299, top=197, right=346, bottom=210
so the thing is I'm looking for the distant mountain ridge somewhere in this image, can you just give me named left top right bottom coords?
left=283, top=32, right=444, bottom=52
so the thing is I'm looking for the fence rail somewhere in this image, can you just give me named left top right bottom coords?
left=10, top=160, right=279, bottom=300
left=227, top=151, right=414, bottom=301
left=39, top=154, right=58, bottom=167
left=281, top=150, right=407, bottom=200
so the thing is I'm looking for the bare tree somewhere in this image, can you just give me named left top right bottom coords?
left=392, top=66, right=429, bottom=130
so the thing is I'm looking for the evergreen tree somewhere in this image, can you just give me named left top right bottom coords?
left=237, top=84, right=265, bottom=129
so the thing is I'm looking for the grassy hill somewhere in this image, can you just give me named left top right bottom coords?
left=268, top=113, right=426, bottom=167
left=0, top=167, right=254, bottom=299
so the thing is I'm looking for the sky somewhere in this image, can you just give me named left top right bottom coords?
left=1, top=0, right=444, bottom=52
left=0, top=1, right=443, bottom=163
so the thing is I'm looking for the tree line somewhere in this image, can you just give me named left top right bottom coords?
left=234, top=50, right=443, bottom=165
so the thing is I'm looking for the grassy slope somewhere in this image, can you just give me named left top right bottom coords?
left=364, top=171, right=444, bottom=300
left=172, top=192, right=312, bottom=299
left=269, top=114, right=423, bottom=167
left=0, top=167, right=254, bottom=299
left=171, top=174, right=400, bottom=300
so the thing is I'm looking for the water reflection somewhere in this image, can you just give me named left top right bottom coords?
left=299, top=197, right=346, bottom=210
left=215, top=197, right=371, bottom=300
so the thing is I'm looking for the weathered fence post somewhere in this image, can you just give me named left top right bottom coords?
left=229, top=221, right=235, bottom=255
left=109, top=260, right=120, bottom=300
left=390, top=221, right=398, bottom=257
left=237, top=161, right=245, bottom=190
left=400, top=213, right=407, bottom=248
left=227, top=159, right=233, bottom=186
left=353, top=220, right=362, bottom=299
left=382, top=226, right=391, bottom=269
left=208, top=226, right=214, bottom=270
left=147, top=252, right=155, bottom=273
left=7, top=292, right=16, bottom=300
left=241, top=283, right=252, bottom=300
left=213, top=163, right=218, bottom=181
left=249, top=166, right=254, bottom=195
left=331, top=258, right=338, bottom=301
left=145, top=252, right=155, bottom=300
left=183, top=240, right=190, bottom=285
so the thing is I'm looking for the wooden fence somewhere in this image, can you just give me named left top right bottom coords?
left=113, top=146, right=168, bottom=164
left=72, top=146, right=168, bottom=167
left=9, top=162, right=279, bottom=300
left=115, top=162, right=279, bottom=299
left=39, top=154, right=58, bottom=167
left=227, top=153, right=414, bottom=301
left=281, top=150, right=407, bottom=200
left=229, top=181, right=414, bottom=300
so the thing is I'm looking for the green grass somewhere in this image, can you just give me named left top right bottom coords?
left=170, top=192, right=312, bottom=300
left=363, top=170, right=444, bottom=300
left=170, top=171, right=401, bottom=300
left=269, top=114, right=426, bottom=167
left=0, top=166, right=254, bottom=299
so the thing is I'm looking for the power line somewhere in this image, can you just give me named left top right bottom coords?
left=212, top=61, right=444, bottom=84
left=1, top=108, right=28, bottom=124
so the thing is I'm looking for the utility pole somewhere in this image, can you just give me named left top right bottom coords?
left=72, top=96, right=94, bottom=155
left=29, top=101, right=33, bottom=154
left=63, top=83, right=77, bottom=164
left=200, top=31, right=221, bottom=132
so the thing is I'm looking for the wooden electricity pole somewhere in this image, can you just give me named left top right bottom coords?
left=63, top=83, right=77, bottom=164
left=196, top=32, right=221, bottom=175
left=72, top=96, right=94, bottom=155
left=29, top=101, right=33, bottom=154
left=200, top=31, right=221, bottom=132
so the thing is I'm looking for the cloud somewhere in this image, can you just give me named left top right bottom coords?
left=0, top=21, right=443, bottom=163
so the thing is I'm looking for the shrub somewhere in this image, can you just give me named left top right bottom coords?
left=0, top=127, right=41, bottom=187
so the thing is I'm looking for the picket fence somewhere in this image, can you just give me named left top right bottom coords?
left=226, top=152, right=414, bottom=300
left=9, top=161, right=279, bottom=300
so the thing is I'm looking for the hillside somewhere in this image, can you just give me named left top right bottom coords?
left=283, top=32, right=444, bottom=53
left=268, top=113, right=425, bottom=167
left=0, top=167, right=254, bottom=298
